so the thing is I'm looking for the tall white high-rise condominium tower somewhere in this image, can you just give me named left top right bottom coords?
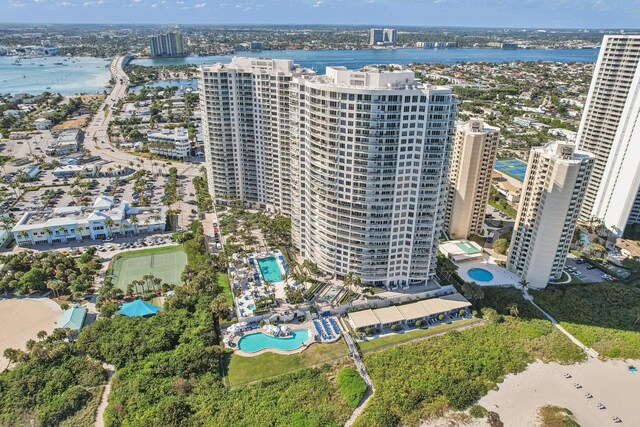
left=576, top=35, right=640, bottom=235
left=201, top=59, right=457, bottom=287
left=200, top=57, right=314, bottom=213
left=445, top=119, right=499, bottom=240
left=507, top=142, right=594, bottom=289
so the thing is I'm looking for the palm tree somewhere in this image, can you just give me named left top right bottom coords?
left=104, top=218, right=114, bottom=237
left=519, top=279, right=530, bottom=291
left=129, top=215, right=140, bottom=234
left=17, top=230, right=29, bottom=245
left=42, top=227, right=52, bottom=243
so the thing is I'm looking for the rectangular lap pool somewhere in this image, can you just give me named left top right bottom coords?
left=257, top=257, right=283, bottom=283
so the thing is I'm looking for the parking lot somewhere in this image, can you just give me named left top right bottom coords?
left=565, top=254, right=609, bottom=283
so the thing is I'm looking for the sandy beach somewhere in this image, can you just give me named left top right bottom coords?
left=0, top=298, right=62, bottom=367
left=479, top=358, right=640, bottom=426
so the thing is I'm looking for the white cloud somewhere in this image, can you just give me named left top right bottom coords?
left=313, top=0, right=322, bottom=6
left=82, top=0, right=104, bottom=5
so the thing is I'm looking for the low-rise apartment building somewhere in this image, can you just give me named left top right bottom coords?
left=147, top=128, right=190, bottom=160
left=12, top=196, right=166, bottom=246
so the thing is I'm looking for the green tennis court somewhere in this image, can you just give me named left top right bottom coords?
left=110, top=246, right=188, bottom=291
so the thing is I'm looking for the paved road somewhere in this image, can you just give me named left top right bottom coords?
left=84, top=55, right=201, bottom=179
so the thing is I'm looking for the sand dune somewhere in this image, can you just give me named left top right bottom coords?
left=0, top=298, right=62, bottom=368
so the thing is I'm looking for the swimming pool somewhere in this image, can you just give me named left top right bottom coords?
left=237, top=330, right=309, bottom=353
left=257, top=257, right=283, bottom=283
left=468, top=268, right=494, bottom=282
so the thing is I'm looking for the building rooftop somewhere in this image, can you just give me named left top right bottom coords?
left=59, top=305, right=87, bottom=331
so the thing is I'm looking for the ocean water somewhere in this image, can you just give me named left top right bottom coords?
left=0, top=48, right=599, bottom=96
left=131, top=47, right=599, bottom=71
left=0, top=56, right=112, bottom=96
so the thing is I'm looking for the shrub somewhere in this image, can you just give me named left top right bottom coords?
left=415, top=320, right=422, bottom=327
left=336, top=367, right=367, bottom=408
left=390, top=324, right=398, bottom=332
left=469, top=404, right=487, bottom=418
left=493, top=238, right=509, bottom=255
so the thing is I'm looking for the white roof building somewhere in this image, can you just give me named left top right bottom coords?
left=12, top=196, right=166, bottom=246
left=147, top=127, right=190, bottom=160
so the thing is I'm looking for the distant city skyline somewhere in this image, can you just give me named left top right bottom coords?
left=2, top=0, right=639, bottom=29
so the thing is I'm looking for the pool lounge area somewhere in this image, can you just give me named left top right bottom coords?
left=237, top=329, right=310, bottom=353
left=456, top=258, right=521, bottom=287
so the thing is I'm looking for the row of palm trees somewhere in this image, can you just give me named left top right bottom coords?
left=125, top=274, right=170, bottom=296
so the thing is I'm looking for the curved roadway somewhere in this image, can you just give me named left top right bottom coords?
left=85, top=55, right=200, bottom=178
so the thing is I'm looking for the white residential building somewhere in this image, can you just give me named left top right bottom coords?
left=507, top=142, right=594, bottom=289
left=147, top=128, right=190, bottom=160
left=576, top=35, right=640, bottom=235
left=445, top=119, right=499, bottom=239
left=12, top=196, right=166, bottom=246
left=47, top=129, right=83, bottom=156
left=201, top=59, right=457, bottom=287
left=200, top=57, right=314, bottom=213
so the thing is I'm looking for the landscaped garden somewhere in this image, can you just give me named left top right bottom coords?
left=226, top=340, right=349, bottom=387
left=357, top=317, right=483, bottom=353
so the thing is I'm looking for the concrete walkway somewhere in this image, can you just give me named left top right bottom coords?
left=524, top=289, right=599, bottom=359
left=94, top=363, right=115, bottom=427
left=337, top=318, right=375, bottom=427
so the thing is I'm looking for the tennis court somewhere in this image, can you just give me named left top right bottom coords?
left=110, top=246, right=188, bottom=291
left=495, top=159, right=528, bottom=181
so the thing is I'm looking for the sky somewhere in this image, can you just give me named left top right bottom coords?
left=2, top=0, right=639, bottom=28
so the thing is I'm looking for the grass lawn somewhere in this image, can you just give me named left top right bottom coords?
left=108, top=245, right=187, bottom=291
left=533, top=281, right=640, bottom=359
left=489, top=199, right=517, bottom=219
left=226, top=339, right=349, bottom=387
left=217, top=273, right=233, bottom=305
left=358, top=317, right=483, bottom=353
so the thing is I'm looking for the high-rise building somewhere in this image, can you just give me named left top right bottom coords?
left=383, top=28, right=397, bottom=45
left=576, top=35, right=640, bottom=235
left=201, top=59, right=457, bottom=287
left=445, top=119, right=499, bottom=240
left=369, top=28, right=396, bottom=46
left=369, top=28, right=384, bottom=45
left=507, top=142, right=594, bottom=289
left=149, top=31, right=187, bottom=58
left=200, top=58, right=312, bottom=213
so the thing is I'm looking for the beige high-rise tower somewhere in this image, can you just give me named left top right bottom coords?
left=507, top=142, right=594, bottom=289
left=446, top=119, right=499, bottom=239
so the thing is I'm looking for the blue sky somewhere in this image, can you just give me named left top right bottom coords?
left=2, top=0, right=638, bottom=28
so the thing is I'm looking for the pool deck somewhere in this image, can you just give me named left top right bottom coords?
left=227, top=321, right=341, bottom=357
left=456, top=256, right=521, bottom=287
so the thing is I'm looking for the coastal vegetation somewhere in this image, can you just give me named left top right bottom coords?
left=354, top=289, right=585, bottom=426
left=0, top=330, right=106, bottom=427
left=533, top=281, right=640, bottom=359
left=336, top=367, right=368, bottom=408
left=0, top=249, right=100, bottom=297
